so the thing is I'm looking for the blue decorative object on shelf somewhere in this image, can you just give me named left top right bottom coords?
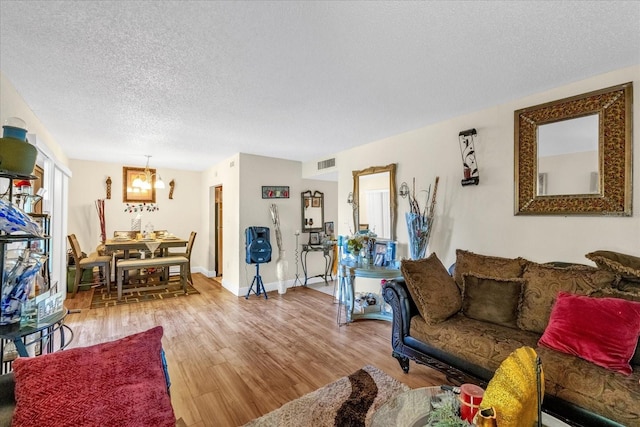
left=0, top=198, right=42, bottom=236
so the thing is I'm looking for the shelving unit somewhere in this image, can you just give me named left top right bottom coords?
left=0, top=172, right=70, bottom=374
left=337, top=263, right=402, bottom=325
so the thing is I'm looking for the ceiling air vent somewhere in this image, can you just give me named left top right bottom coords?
left=317, top=158, right=335, bottom=170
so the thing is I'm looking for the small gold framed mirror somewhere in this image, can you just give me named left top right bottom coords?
left=514, top=82, right=632, bottom=216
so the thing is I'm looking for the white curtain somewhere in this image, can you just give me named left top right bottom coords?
left=365, top=190, right=390, bottom=238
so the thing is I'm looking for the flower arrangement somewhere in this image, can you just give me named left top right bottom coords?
left=405, top=176, right=439, bottom=259
left=346, top=230, right=377, bottom=255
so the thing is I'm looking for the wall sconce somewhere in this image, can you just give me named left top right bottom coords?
left=398, top=182, right=410, bottom=198
left=347, top=192, right=353, bottom=205
left=458, top=128, right=479, bottom=186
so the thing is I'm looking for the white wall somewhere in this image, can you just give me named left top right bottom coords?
left=6, top=65, right=640, bottom=298
left=67, top=159, right=203, bottom=268
left=1, top=72, right=71, bottom=294
left=1, top=73, right=69, bottom=166
left=306, top=65, right=639, bottom=268
left=200, top=153, right=338, bottom=296
left=539, top=150, right=598, bottom=195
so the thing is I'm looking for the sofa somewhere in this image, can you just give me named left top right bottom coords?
left=382, top=249, right=640, bottom=427
left=0, top=326, right=175, bottom=427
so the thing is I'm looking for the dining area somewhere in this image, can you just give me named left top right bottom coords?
left=68, top=230, right=197, bottom=302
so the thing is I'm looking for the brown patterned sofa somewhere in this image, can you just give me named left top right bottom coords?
left=382, top=249, right=640, bottom=427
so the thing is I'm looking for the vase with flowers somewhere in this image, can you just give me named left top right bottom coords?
left=405, top=176, right=439, bottom=259
left=346, top=230, right=377, bottom=265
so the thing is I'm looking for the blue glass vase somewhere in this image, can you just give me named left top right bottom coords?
left=405, top=212, right=428, bottom=260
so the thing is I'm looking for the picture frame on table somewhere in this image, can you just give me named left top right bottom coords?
left=374, top=242, right=388, bottom=266
left=309, top=232, right=320, bottom=245
left=324, top=221, right=334, bottom=237
left=374, top=253, right=385, bottom=267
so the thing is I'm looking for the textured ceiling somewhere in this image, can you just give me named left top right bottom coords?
left=1, top=1, right=639, bottom=171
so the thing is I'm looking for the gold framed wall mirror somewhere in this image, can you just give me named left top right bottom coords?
left=514, top=82, right=632, bottom=216
left=352, top=163, right=397, bottom=239
left=123, top=166, right=157, bottom=203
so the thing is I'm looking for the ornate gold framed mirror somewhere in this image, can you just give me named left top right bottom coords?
left=514, top=82, right=632, bottom=216
left=352, top=163, right=397, bottom=239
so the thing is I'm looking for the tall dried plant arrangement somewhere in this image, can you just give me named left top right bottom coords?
left=405, top=176, right=439, bottom=259
left=95, top=199, right=106, bottom=244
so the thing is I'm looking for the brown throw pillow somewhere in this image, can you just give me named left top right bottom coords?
left=401, top=253, right=462, bottom=325
left=453, top=249, right=527, bottom=291
left=518, top=262, right=617, bottom=334
left=586, top=250, right=640, bottom=283
left=461, top=274, right=525, bottom=329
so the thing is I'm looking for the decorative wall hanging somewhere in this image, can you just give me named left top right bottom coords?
left=124, top=203, right=159, bottom=213
left=262, top=186, right=289, bottom=199
left=169, top=179, right=175, bottom=199
left=458, top=128, right=479, bottom=186
left=105, top=176, right=112, bottom=199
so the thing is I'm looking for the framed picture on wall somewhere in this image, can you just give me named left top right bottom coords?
left=309, top=232, right=320, bottom=245
left=312, top=197, right=321, bottom=207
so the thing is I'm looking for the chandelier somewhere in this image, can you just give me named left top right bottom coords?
left=132, top=155, right=165, bottom=190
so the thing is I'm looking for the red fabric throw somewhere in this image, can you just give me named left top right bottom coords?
left=12, top=326, right=175, bottom=427
left=539, top=292, right=640, bottom=375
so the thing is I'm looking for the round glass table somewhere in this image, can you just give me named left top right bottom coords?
left=372, top=386, right=572, bottom=427
left=371, top=386, right=444, bottom=427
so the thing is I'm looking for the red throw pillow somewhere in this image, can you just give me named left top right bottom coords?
left=539, top=292, right=640, bottom=375
left=12, top=326, right=175, bottom=427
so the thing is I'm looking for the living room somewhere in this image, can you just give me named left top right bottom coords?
left=1, top=1, right=639, bottom=426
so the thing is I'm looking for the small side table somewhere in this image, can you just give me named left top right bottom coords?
left=301, top=243, right=334, bottom=285
left=0, top=310, right=73, bottom=374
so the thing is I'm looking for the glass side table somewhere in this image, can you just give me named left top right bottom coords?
left=372, top=386, right=572, bottom=427
left=0, top=309, right=73, bottom=374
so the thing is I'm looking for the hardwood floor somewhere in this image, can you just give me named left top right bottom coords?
left=63, top=274, right=448, bottom=427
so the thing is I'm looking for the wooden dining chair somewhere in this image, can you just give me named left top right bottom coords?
left=67, top=234, right=112, bottom=297
left=170, top=232, right=196, bottom=284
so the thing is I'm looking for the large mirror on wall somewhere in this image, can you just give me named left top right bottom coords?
left=515, top=82, right=632, bottom=216
left=301, top=190, right=324, bottom=233
left=352, top=163, right=397, bottom=240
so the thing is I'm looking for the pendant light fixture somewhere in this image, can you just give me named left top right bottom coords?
left=132, top=155, right=165, bottom=190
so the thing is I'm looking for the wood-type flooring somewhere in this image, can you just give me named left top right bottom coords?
left=63, top=274, right=447, bottom=427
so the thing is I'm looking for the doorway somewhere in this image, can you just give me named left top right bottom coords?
left=214, top=185, right=223, bottom=277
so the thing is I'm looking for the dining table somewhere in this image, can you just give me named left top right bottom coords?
left=104, top=235, right=189, bottom=285
left=104, top=236, right=188, bottom=259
